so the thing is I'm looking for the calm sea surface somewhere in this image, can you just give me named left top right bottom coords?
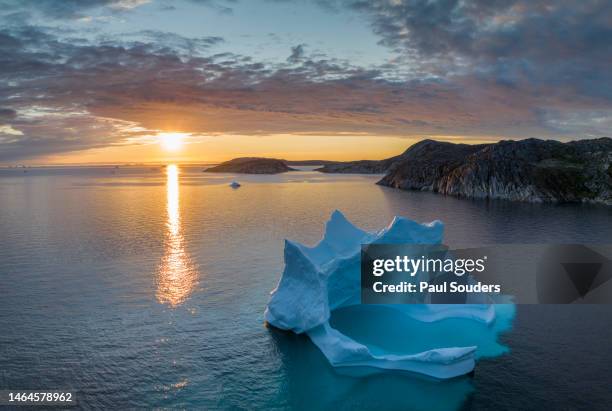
left=0, top=166, right=611, bottom=410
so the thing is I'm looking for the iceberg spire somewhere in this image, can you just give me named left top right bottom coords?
left=265, top=211, right=513, bottom=378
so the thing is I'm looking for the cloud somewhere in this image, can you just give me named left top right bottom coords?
left=0, top=108, right=17, bottom=123
left=333, top=0, right=612, bottom=96
left=0, top=1, right=611, bottom=161
left=0, top=0, right=151, bottom=19
left=0, top=0, right=239, bottom=19
left=287, top=44, right=306, bottom=63
left=187, top=0, right=238, bottom=14
left=119, top=30, right=224, bottom=55
left=0, top=111, right=148, bottom=161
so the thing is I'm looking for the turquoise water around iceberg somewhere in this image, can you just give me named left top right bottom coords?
left=0, top=165, right=611, bottom=410
left=330, top=304, right=516, bottom=359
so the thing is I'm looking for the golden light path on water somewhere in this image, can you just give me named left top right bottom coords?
left=156, top=165, right=199, bottom=306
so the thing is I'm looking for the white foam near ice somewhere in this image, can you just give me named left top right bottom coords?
left=264, top=210, right=506, bottom=379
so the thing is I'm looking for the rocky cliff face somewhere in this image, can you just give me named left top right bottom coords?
left=375, top=140, right=488, bottom=186
left=204, top=157, right=296, bottom=174
left=378, top=138, right=612, bottom=204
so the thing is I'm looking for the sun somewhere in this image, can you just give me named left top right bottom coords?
left=159, top=132, right=187, bottom=152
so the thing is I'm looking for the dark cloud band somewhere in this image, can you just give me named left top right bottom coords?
left=0, top=0, right=611, bottom=161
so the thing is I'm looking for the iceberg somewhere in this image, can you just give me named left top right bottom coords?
left=265, top=210, right=514, bottom=379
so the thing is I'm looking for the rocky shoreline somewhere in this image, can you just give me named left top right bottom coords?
left=377, top=138, right=611, bottom=204
left=318, top=138, right=611, bottom=205
left=204, top=138, right=611, bottom=204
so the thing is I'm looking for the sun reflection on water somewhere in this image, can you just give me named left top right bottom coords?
left=156, top=165, right=199, bottom=306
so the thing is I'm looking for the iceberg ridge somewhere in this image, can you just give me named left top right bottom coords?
left=265, top=210, right=512, bottom=378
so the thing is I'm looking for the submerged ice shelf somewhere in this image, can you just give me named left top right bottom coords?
left=265, top=210, right=515, bottom=379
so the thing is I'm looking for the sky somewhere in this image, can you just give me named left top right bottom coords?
left=0, top=0, right=611, bottom=164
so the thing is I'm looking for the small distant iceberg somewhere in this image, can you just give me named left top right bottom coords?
left=229, top=180, right=241, bottom=188
left=265, top=210, right=514, bottom=379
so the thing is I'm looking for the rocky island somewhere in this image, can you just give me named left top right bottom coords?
left=204, top=157, right=296, bottom=174
left=317, top=138, right=612, bottom=205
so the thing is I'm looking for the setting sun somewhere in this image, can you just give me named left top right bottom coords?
left=159, top=132, right=187, bottom=152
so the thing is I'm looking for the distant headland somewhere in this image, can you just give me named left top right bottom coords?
left=204, top=157, right=296, bottom=174
left=321, top=138, right=612, bottom=205
left=206, top=138, right=612, bottom=205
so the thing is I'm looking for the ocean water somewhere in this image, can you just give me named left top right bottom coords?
left=0, top=165, right=610, bottom=410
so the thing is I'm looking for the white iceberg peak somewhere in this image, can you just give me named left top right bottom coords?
left=264, top=240, right=330, bottom=333
left=265, top=210, right=504, bottom=379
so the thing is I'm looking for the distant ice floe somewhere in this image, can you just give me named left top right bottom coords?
left=265, top=210, right=514, bottom=379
